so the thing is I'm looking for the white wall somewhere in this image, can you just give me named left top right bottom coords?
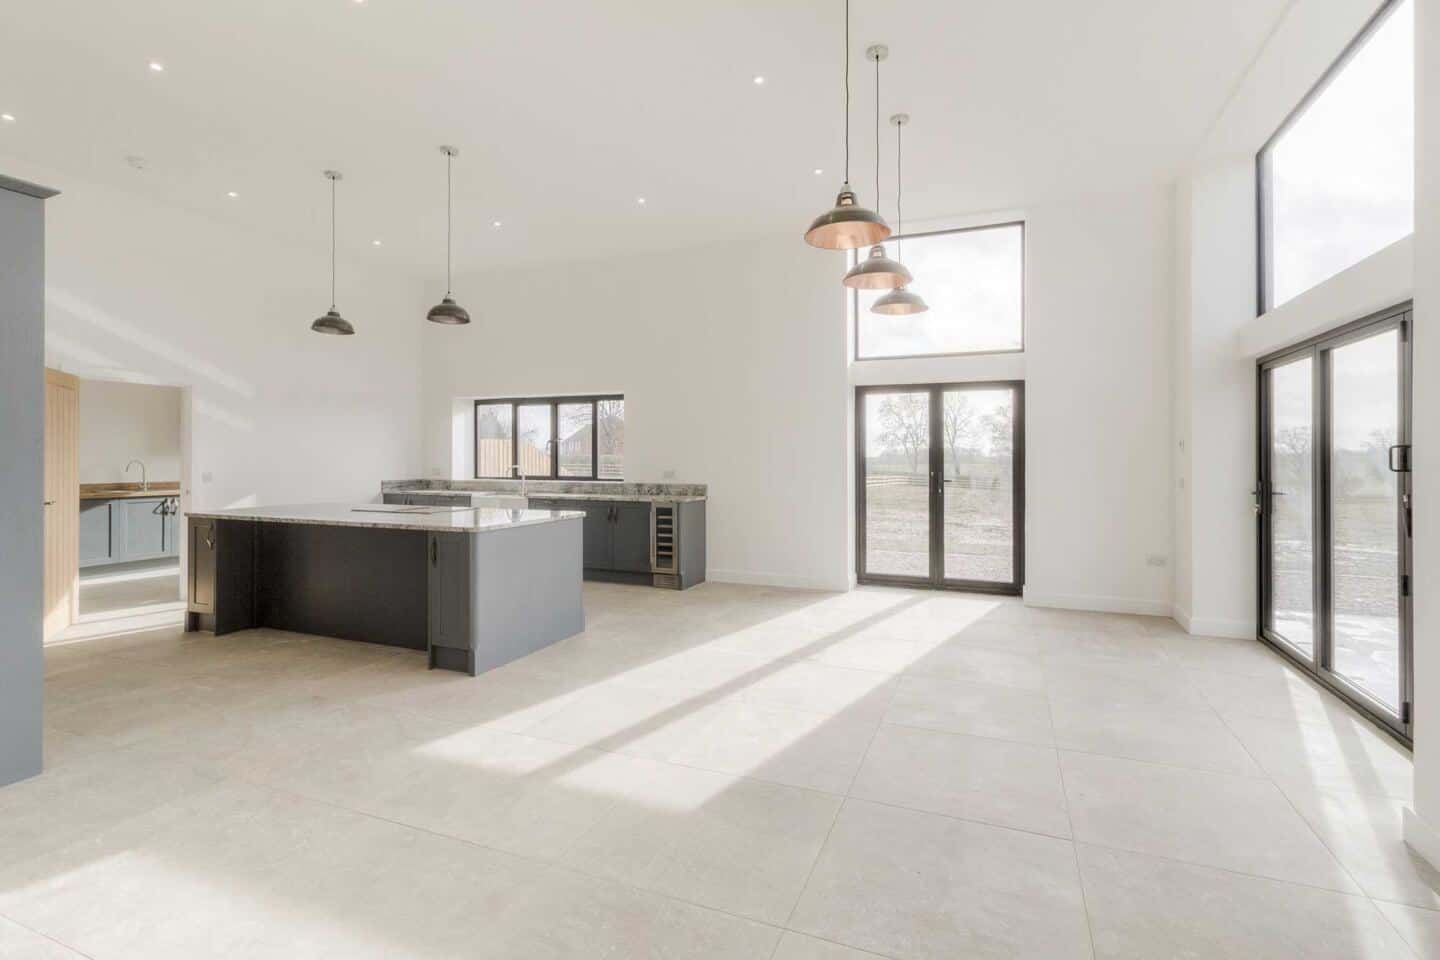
left=1405, top=0, right=1439, bottom=862
left=0, top=159, right=425, bottom=512
left=422, top=186, right=1177, bottom=607
left=78, top=379, right=182, bottom=484
left=421, top=234, right=853, bottom=591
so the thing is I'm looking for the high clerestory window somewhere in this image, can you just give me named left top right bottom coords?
left=1258, top=0, right=1414, bottom=312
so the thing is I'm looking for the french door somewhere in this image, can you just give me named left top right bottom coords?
left=856, top=382, right=1024, bottom=594
left=1258, top=305, right=1413, bottom=741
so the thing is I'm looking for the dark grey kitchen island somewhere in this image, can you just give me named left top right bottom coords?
left=184, top=503, right=584, bottom=675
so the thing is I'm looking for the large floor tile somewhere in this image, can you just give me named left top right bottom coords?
left=1044, top=660, right=1211, bottom=712
left=771, top=931, right=894, bottom=959
left=1222, top=710, right=1413, bottom=799
left=1376, top=901, right=1440, bottom=959
left=1277, top=782, right=1440, bottom=908
left=0, top=916, right=87, bottom=959
left=1077, top=843, right=1414, bottom=959
left=1060, top=750, right=1356, bottom=891
left=521, top=679, right=724, bottom=759
left=789, top=799, right=1092, bottom=960
left=562, top=763, right=841, bottom=922
left=1048, top=699, right=1261, bottom=775
left=739, top=660, right=896, bottom=721
left=670, top=699, right=878, bottom=794
left=904, top=643, right=1046, bottom=691
left=850, top=724, right=1070, bottom=837
left=884, top=673, right=1053, bottom=745
left=494, top=865, right=782, bottom=959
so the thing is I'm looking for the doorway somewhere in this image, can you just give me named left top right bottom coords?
left=1258, top=304, right=1413, bottom=741
left=856, top=382, right=1024, bottom=594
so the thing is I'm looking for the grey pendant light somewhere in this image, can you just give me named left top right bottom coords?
left=872, top=113, right=929, bottom=316
left=426, top=145, right=471, bottom=325
left=311, top=170, right=355, bottom=335
left=804, top=0, right=890, bottom=250
left=843, top=44, right=910, bottom=290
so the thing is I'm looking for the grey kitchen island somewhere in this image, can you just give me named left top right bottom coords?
left=184, top=503, right=584, bottom=675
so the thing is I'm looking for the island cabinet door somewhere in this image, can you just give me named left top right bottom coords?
left=427, top=532, right=473, bottom=655
left=188, top=518, right=216, bottom=613
left=580, top=502, right=614, bottom=570
left=611, top=502, right=654, bottom=574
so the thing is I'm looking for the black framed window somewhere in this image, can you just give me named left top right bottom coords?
left=855, top=381, right=1024, bottom=595
left=1257, top=0, right=1413, bottom=313
left=1257, top=303, right=1413, bottom=743
left=474, top=395, right=624, bottom=481
left=853, top=221, right=1024, bottom=361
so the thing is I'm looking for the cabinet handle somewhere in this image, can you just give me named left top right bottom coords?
left=431, top=538, right=438, bottom=566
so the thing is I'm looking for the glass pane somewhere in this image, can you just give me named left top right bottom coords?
left=1330, top=329, right=1401, bottom=713
left=857, top=223, right=1023, bottom=359
left=863, top=391, right=930, bottom=577
left=558, top=403, right=594, bottom=477
left=942, top=388, right=1014, bottom=583
left=1265, top=0, right=1413, bottom=308
left=597, top=399, right=625, bottom=480
left=1267, top=358, right=1315, bottom=658
left=516, top=403, right=552, bottom=477
left=474, top=403, right=513, bottom=478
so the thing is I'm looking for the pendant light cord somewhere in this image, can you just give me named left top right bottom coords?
left=895, top=119, right=904, bottom=263
left=330, top=175, right=337, bottom=310
left=843, top=0, right=850, bottom=185
left=445, top=150, right=453, bottom=297
left=873, top=48, right=882, bottom=220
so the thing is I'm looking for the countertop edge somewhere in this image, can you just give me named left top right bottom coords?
left=187, top=509, right=585, bottom=534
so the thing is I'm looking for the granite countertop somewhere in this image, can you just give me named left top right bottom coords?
left=188, top=503, right=584, bottom=534
left=382, top=479, right=707, bottom=503
left=80, top=483, right=181, bottom=501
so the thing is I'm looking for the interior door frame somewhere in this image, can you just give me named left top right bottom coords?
left=1255, top=301, right=1413, bottom=743
left=855, top=381, right=1025, bottom=595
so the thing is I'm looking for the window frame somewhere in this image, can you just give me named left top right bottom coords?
left=1256, top=0, right=1410, bottom=315
left=851, top=220, right=1027, bottom=362
left=473, top=394, right=624, bottom=481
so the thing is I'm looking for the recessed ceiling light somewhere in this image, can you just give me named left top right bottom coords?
left=148, top=61, right=165, bottom=72
left=226, top=190, right=239, bottom=198
left=371, top=239, right=382, bottom=246
left=491, top=220, right=503, bottom=228
left=752, top=75, right=766, bottom=85
left=636, top=197, right=647, bottom=205
left=813, top=167, right=823, bottom=176
left=1, top=113, right=15, bottom=123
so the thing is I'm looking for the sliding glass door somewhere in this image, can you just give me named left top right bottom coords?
left=1258, top=306, right=1412, bottom=739
left=857, top=382, right=1023, bottom=594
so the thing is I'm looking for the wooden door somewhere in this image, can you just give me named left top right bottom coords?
left=43, top=368, right=79, bottom=640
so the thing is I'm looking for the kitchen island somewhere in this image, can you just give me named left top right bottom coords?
left=184, top=503, right=584, bottom=675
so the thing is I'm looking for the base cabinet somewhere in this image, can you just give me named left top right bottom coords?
left=80, top=495, right=180, bottom=568
left=528, top=498, right=705, bottom=589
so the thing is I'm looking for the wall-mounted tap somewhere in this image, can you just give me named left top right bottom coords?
left=125, top=459, right=148, bottom=492
left=512, top=463, right=527, bottom=498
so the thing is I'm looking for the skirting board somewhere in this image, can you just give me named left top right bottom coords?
left=1404, top=808, right=1440, bottom=875
left=707, top=569, right=850, bottom=593
left=1172, top=605, right=1255, bottom=639
left=1023, top=592, right=1172, bottom=618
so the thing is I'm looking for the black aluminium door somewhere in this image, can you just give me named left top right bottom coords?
left=1258, top=304, right=1413, bottom=742
left=856, top=382, right=1024, bottom=594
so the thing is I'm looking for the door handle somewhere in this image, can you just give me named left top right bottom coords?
left=43, top=499, right=55, bottom=506
left=1389, top=444, right=1412, bottom=473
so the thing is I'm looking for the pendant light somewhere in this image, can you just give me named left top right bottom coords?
left=872, top=113, right=929, bottom=316
left=803, top=0, right=890, bottom=250
left=311, top=170, right=355, bottom=335
left=843, top=44, right=910, bottom=290
left=426, top=145, right=471, bottom=325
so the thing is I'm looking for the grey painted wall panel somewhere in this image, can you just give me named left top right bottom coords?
left=0, top=183, right=49, bottom=788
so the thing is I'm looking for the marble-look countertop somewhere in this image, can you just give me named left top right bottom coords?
left=382, top=479, right=707, bottom=503
left=188, top=503, right=584, bottom=534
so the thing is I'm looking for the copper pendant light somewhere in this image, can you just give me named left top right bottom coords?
left=426, top=145, right=471, bottom=325
left=872, top=113, right=929, bottom=316
left=804, top=0, right=890, bottom=250
left=311, top=170, right=355, bottom=335
left=843, top=44, right=909, bottom=290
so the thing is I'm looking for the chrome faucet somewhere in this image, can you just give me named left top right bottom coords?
left=125, top=459, right=148, bottom=491
left=512, top=463, right=527, bottom=498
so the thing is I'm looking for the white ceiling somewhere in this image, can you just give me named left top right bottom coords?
left=0, top=0, right=1290, bottom=275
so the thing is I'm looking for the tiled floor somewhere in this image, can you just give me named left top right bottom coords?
left=6, top=582, right=1435, bottom=958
